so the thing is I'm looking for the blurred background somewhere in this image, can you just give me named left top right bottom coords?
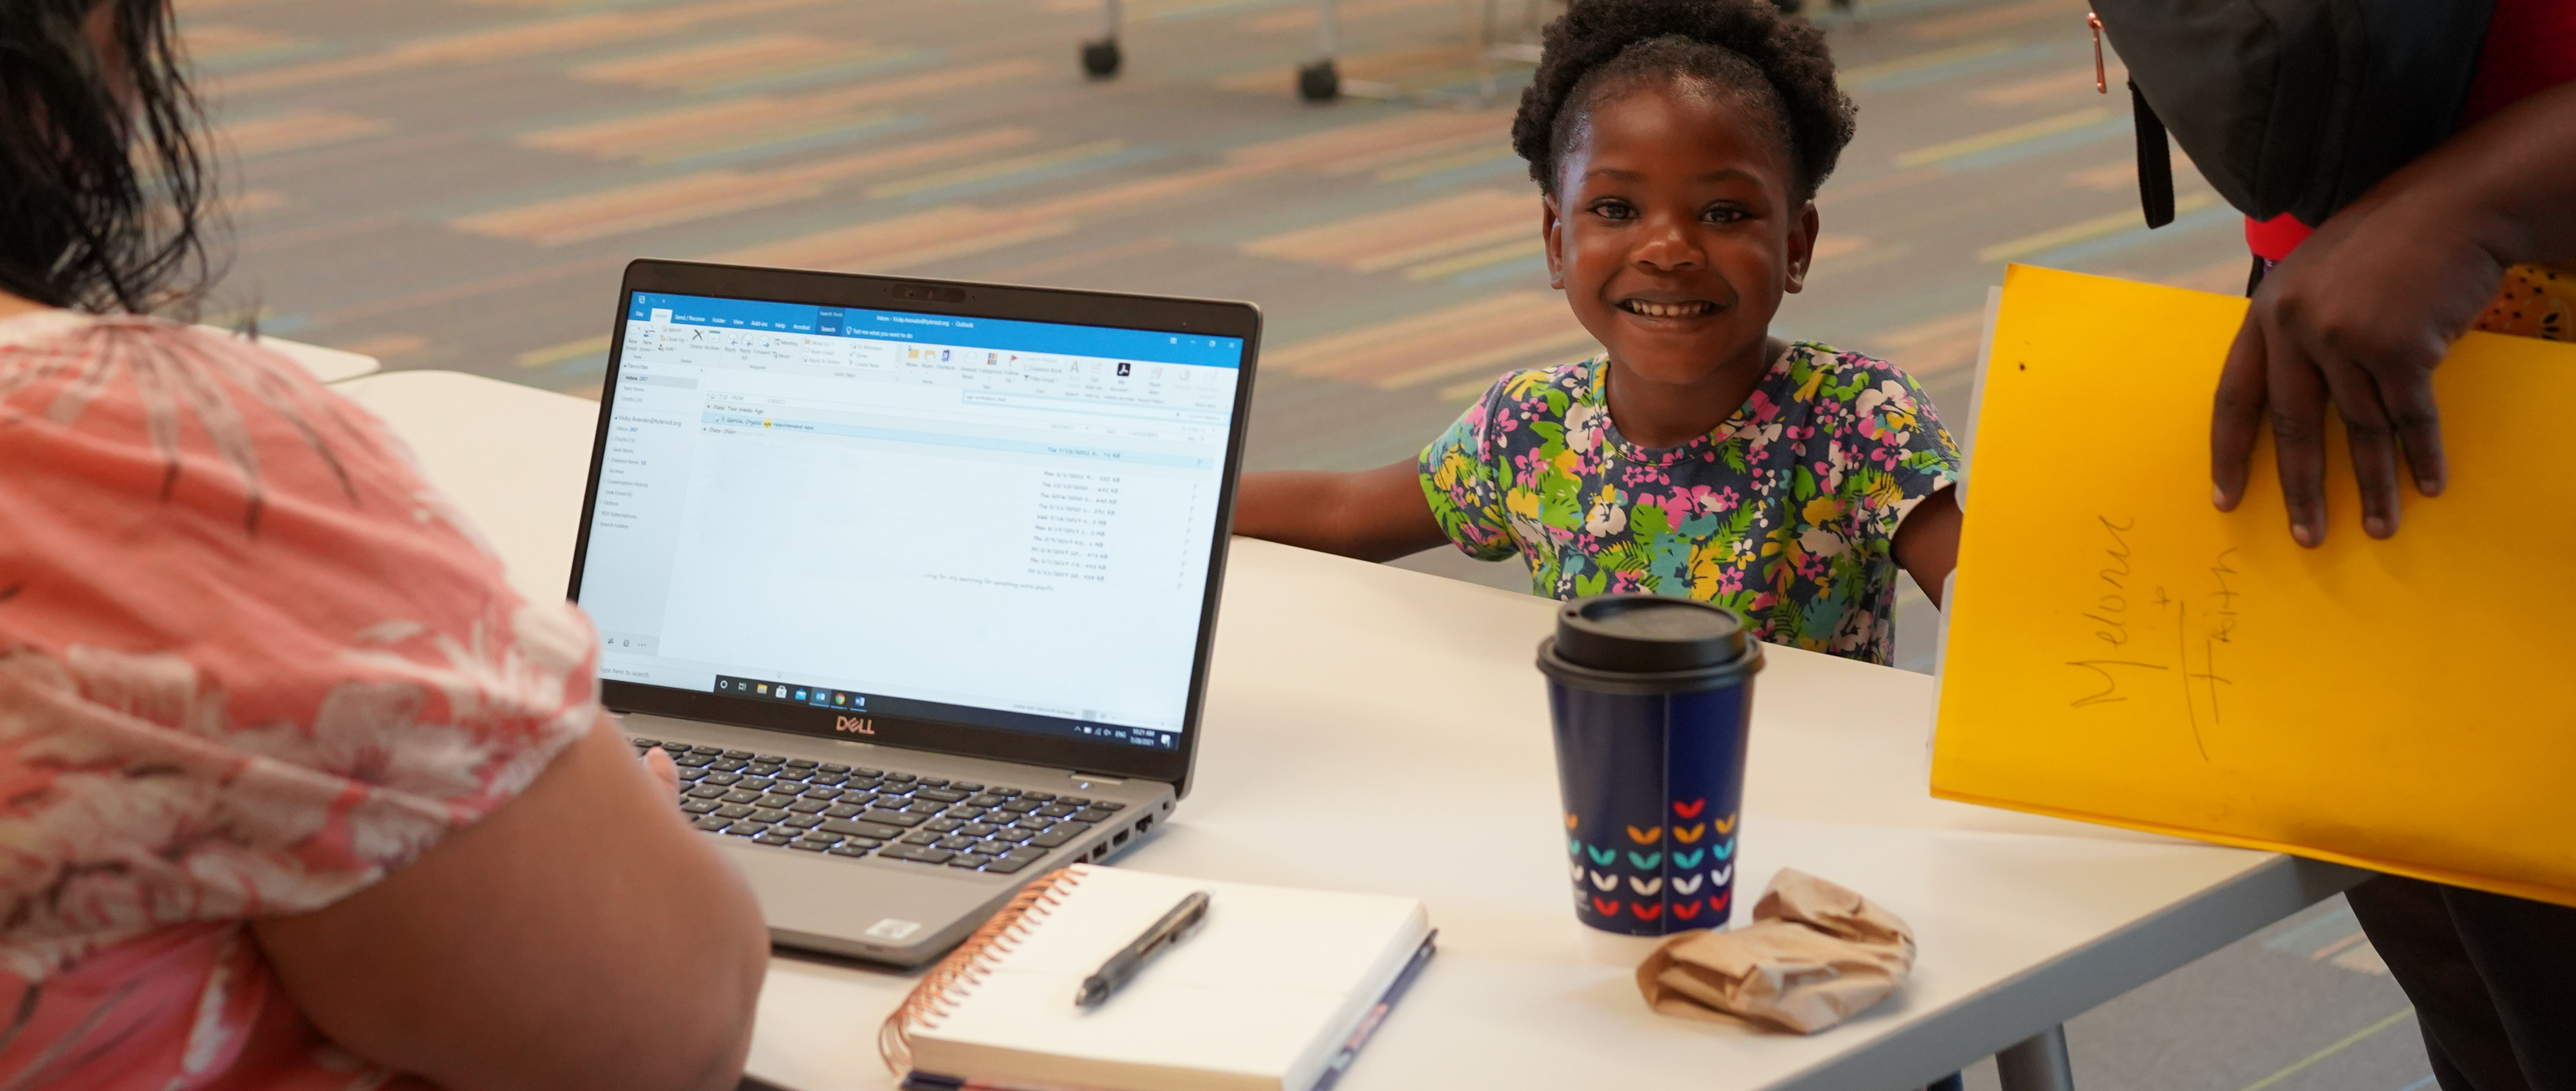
left=179, top=0, right=2424, bottom=1085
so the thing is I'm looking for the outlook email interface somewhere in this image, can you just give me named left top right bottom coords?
left=576, top=292, right=1244, bottom=750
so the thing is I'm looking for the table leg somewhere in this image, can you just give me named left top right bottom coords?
left=1996, top=1025, right=2075, bottom=1091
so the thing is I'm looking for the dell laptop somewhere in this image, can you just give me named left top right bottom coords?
left=568, top=258, right=1259, bottom=965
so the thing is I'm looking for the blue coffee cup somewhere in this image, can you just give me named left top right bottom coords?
left=1538, top=595, right=1763, bottom=935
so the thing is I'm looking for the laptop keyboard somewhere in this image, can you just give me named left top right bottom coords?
left=633, top=737, right=1124, bottom=875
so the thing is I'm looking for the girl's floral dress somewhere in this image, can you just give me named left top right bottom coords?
left=0, top=311, right=599, bottom=1089
left=1421, top=344, right=1961, bottom=664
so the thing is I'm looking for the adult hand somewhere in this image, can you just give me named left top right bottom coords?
left=643, top=744, right=680, bottom=794
left=2208, top=195, right=2500, bottom=546
left=2210, top=83, right=2576, bottom=547
left=257, top=717, right=766, bottom=1091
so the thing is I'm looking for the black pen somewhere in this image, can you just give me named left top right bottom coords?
left=1075, top=890, right=1211, bottom=1008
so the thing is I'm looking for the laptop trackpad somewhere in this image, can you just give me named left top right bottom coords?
left=723, top=841, right=1007, bottom=958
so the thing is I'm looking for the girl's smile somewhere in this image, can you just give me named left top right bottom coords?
left=1616, top=295, right=1721, bottom=319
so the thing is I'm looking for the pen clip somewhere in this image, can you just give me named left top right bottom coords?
left=1074, top=890, right=1212, bottom=1008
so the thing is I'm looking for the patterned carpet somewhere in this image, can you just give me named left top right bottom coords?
left=187, top=0, right=2244, bottom=470
left=179, top=3, right=2426, bottom=1089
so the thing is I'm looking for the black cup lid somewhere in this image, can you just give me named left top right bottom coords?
left=1550, top=594, right=1750, bottom=673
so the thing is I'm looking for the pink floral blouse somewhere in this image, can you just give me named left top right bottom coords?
left=0, top=312, right=598, bottom=1089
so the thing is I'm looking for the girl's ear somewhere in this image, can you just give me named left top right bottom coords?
left=1542, top=195, right=1566, bottom=290
left=1783, top=200, right=1821, bottom=295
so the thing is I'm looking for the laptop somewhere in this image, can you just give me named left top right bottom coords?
left=568, top=259, right=1259, bottom=965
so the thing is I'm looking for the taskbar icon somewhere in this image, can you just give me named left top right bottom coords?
left=714, top=675, right=866, bottom=711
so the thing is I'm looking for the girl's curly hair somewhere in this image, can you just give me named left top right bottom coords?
left=1510, top=0, right=1856, bottom=201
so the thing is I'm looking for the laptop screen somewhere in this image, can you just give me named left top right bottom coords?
left=574, top=290, right=1245, bottom=752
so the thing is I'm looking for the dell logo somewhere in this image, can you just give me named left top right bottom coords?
left=835, top=716, right=876, bottom=735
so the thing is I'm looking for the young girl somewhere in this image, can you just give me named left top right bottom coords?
left=1233, top=0, right=1963, bottom=665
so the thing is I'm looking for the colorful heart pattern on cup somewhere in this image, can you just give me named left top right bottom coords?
left=1566, top=803, right=1738, bottom=934
left=1575, top=894, right=1729, bottom=921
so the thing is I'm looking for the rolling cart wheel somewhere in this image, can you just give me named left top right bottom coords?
left=1081, top=38, right=1122, bottom=79
left=1296, top=58, right=1340, bottom=102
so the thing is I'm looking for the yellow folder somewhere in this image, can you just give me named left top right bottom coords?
left=1933, top=265, right=2576, bottom=907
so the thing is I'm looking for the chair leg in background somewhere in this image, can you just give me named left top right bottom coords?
left=1298, top=0, right=1341, bottom=100
left=1081, top=0, right=1121, bottom=77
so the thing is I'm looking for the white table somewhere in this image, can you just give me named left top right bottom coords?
left=350, top=370, right=2362, bottom=1091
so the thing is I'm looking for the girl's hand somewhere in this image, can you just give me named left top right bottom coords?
left=1234, top=461, right=1449, bottom=562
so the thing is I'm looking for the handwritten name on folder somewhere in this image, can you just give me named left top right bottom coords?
left=1933, top=266, right=2576, bottom=907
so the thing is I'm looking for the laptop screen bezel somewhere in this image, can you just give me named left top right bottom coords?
left=569, top=258, right=1260, bottom=797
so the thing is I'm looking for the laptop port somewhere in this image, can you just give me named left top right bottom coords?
left=1111, top=830, right=1129, bottom=847
left=1135, top=815, right=1153, bottom=833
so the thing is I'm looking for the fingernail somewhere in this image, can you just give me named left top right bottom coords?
left=2418, top=475, right=2444, bottom=497
left=2212, top=485, right=2229, bottom=510
left=2292, top=521, right=2319, bottom=548
left=2364, top=515, right=2391, bottom=539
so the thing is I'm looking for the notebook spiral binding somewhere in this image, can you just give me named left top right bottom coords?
left=880, top=864, right=1096, bottom=1073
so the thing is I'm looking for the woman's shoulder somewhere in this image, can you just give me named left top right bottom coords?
left=0, top=312, right=392, bottom=520
left=0, top=307, right=186, bottom=344
left=0, top=310, right=325, bottom=384
left=0, top=307, right=100, bottom=345
left=0, top=312, right=597, bottom=980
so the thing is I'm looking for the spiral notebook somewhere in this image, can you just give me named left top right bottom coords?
left=880, top=864, right=1435, bottom=1091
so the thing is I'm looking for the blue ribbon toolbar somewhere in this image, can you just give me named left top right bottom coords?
left=629, top=292, right=1244, bottom=369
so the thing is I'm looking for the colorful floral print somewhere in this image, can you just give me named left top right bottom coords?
left=0, top=312, right=597, bottom=1089
left=1420, top=345, right=1961, bottom=664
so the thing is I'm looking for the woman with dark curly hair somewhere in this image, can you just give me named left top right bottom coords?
left=1235, top=0, right=1963, bottom=664
left=0, top=4, right=769, bottom=1089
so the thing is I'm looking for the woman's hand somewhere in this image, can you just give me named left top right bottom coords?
left=2210, top=83, right=2576, bottom=546
left=255, top=717, right=768, bottom=1091
left=643, top=742, right=680, bottom=794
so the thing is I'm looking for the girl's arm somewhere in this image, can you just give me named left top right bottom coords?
left=1891, top=485, right=1962, bottom=608
left=1233, top=459, right=1452, bottom=562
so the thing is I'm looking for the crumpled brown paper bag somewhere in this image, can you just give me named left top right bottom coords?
left=1636, top=868, right=1916, bottom=1034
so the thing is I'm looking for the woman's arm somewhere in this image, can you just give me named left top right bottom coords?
left=1891, top=485, right=1961, bottom=608
left=2210, top=82, right=2576, bottom=544
left=1233, top=459, right=1452, bottom=562
left=253, top=717, right=768, bottom=1091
